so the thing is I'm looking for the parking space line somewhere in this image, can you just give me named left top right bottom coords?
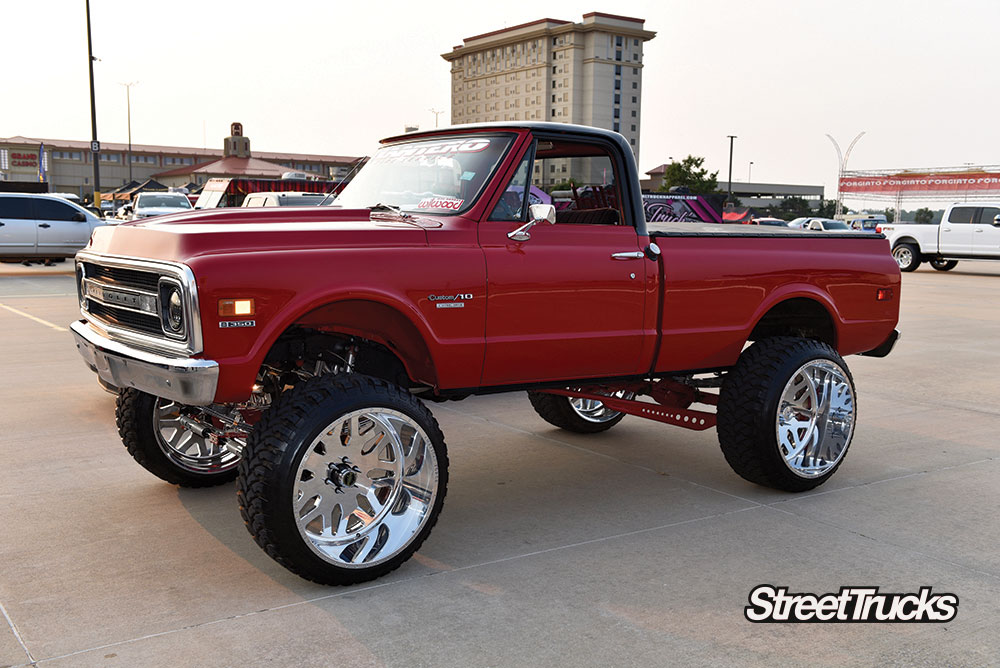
left=0, top=599, right=34, bottom=665
left=0, top=302, right=69, bottom=332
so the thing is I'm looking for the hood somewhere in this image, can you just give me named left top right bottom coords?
left=87, top=206, right=444, bottom=263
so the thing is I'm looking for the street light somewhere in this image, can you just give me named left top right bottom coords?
left=120, top=81, right=138, bottom=183
left=85, top=0, right=101, bottom=204
left=726, top=135, right=737, bottom=206
left=748, top=161, right=754, bottom=182
left=429, top=108, right=443, bottom=128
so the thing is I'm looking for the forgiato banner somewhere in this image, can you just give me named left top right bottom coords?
left=840, top=171, right=1000, bottom=195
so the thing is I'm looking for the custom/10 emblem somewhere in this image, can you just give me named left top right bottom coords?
left=428, top=293, right=472, bottom=309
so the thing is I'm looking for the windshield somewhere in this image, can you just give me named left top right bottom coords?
left=331, top=134, right=514, bottom=214
left=137, top=194, right=192, bottom=209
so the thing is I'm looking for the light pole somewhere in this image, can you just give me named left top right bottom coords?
left=120, top=81, right=138, bottom=183
left=429, top=108, right=443, bottom=128
left=85, top=0, right=101, bottom=204
left=748, top=161, right=754, bottom=182
left=826, top=132, right=865, bottom=216
left=726, top=135, right=737, bottom=206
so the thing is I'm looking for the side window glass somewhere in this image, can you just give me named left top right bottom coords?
left=531, top=141, right=623, bottom=226
left=34, top=199, right=78, bottom=221
left=488, top=150, right=531, bottom=221
left=977, top=207, right=1000, bottom=224
left=0, top=197, right=35, bottom=219
left=948, top=207, right=976, bottom=224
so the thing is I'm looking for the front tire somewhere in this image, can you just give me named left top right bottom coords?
left=930, top=259, right=958, bottom=271
left=527, top=390, right=629, bottom=433
left=717, top=337, right=856, bottom=492
left=115, top=389, right=241, bottom=487
left=892, top=243, right=921, bottom=272
left=237, top=374, right=447, bottom=585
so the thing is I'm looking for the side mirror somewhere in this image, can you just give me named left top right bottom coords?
left=994, top=214, right=1000, bottom=227
left=508, top=204, right=557, bottom=242
left=72, top=212, right=87, bottom=222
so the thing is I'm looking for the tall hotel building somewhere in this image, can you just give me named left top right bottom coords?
left=442, top=12, right=655, bottom=167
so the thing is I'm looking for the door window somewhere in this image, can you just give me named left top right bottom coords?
left=0, top=197, right=35, bottom=219
left=948, top=207, right=976, bottom=224
left=34, top=199, right=79, bottom=221
left=488, top=150, right=532, bottom=221
left=977, top=207, right=1000, bottom=224
left=531, top=139, right=624, bottom=226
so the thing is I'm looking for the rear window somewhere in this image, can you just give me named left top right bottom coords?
left=948, top=206, right=976, bottom=224
left=0, top=196, right=34, bottom=219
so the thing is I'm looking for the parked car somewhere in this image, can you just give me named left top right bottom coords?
left=836, top=213, right=887, bottom=232
left=790, top=218, right=852, bottom=232
left=748, top=217, right=788, bottom=227
left=879, top=202, right=1000, bottom=271
left=0, top=193, right=107, bottom=263
left=123, top=192, right=194, bottom=220
left=241, top=191, right=330, bottom=207
left=71, top=121, right=900, bottom=586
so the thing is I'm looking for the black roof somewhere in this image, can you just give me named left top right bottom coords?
left=381, top=122, right=630, bottom=154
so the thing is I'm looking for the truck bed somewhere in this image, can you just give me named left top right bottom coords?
left=647, top=221, right=878, bottom=240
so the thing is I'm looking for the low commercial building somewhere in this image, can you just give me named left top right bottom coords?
left=0, top=124, right=359, bottom=200
left=642, top=164, right=824, bottom=209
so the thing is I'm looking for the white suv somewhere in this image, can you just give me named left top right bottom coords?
left=0, top=193, right=107, bottom=264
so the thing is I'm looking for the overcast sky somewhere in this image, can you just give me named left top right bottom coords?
left=4, top=0, right=999, bottom=207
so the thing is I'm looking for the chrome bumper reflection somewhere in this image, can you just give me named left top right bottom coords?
left=71, top=319, right=218, bottom=406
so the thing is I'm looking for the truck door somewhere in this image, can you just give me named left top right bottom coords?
left=33, top=198, right=93, bottom=256
left=939, top=205, right=977, bottom=254
left=973, top=206, right=1000, bottom=257
left=479, top=138, right=648, bottom=386
left=0, top=195, right=38, bottom=257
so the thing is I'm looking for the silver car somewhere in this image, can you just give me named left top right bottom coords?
left=0, top=193, right=108, bottom=263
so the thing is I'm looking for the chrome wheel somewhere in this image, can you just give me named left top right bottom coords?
left=892, top=246, right=913, bottom=269
left=568, top=391, right=632, bottom=423
left=154, top=399, right=241, bottom=475
left=775, top=360, right=855, bottom=479
left=292, top=408, right=439, bottom=569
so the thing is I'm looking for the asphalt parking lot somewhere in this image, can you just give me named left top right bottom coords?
left=1, top=260, right=998, bottom=667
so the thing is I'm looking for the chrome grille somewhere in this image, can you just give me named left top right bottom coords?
left=86, top=300, right=163, bottom=336
left=82, top=262, right=160, bottom=291
left=77, top=252, right=202, bottom=356
left=82, top=262, right=164, bottom=339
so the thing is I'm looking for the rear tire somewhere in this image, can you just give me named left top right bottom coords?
left=237, top=374, right=447, bottom=585
left=527, top=390, right=628, bottom=433
left=892, top=243, right=921, bottom=272
left=930, top=259, right=958, bottom=271
left=717, top=337, right=856, bottom=492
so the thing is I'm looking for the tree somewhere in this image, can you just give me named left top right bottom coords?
left=914, top=207, right=934, bottom=224
left=817, top=199, right=840, bottom=218
left=881, top=208, right=895, bottom=224
left=657, top=156, right=719, bottom=195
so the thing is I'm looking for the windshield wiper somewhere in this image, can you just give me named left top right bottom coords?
left=369, top=202, right=412, bottom=219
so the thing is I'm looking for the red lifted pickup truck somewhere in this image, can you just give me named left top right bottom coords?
left=71, top=123, right=900, bottom=585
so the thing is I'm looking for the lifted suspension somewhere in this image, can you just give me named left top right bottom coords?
left=541, top=377, right=719, bottom=431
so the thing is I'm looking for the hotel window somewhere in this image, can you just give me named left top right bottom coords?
left=615, top=50, right=622, bottom=61
left=615, top=36, right=622, bottom=47
left=615, top=65, right=621, bottom=75
left=100, top=153, right=120, bottom=163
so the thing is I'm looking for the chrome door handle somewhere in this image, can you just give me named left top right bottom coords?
left=943, top=228, right=951, bottom=232
left=611, top=251, right=644, bottom=260
left=975, top=228, right=984, bottom=233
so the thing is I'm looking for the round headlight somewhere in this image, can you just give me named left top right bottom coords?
left=166, top=288, right=184, bottom=332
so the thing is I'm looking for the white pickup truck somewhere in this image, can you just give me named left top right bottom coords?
left=881, top=202, right=1000, bottom=271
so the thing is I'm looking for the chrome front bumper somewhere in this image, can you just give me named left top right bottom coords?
left=71, top=319, right=219, bottom=406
